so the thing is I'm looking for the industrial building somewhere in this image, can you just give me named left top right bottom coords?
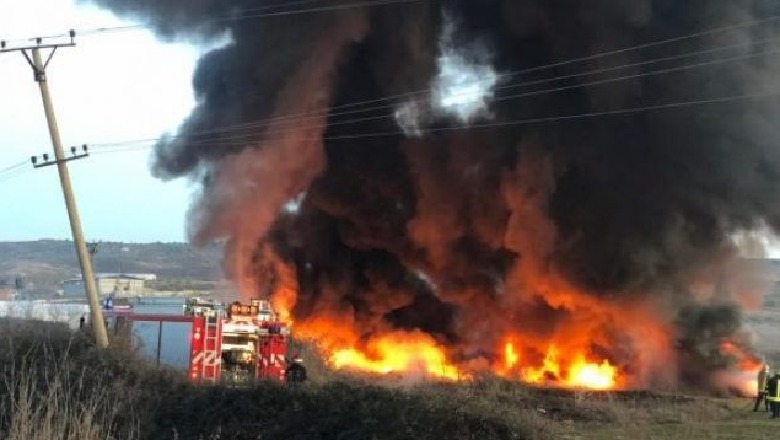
left=62, top=274, right=149, bottom=298
left=96, top=273, right=157, bottom=281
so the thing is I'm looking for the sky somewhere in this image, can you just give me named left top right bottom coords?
left=2, top=1, right=780, bottom=258
left=0, top=0, right=209, bottom=242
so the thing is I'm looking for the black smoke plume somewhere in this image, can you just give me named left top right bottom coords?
left=84, top=0, right=780, bottom=388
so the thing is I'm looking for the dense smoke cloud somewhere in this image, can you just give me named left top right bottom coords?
left=85, top=0, right=780, bottom=388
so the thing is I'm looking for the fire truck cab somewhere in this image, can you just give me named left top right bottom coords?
left=184, top=298, right=290, bottom=385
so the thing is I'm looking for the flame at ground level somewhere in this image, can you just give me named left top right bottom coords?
left=274, top=301, right=759, bottom=391
left=330, top=333, right=462, bottom=381
left=267, top=256, right=754, bottom=392
left=294, top=318, right=462, bottom=380
left=500, top=343, right=619, bottom=390
left=567, top=360, right=618, bottom=390
left=716, top=341, right=764, bottom=397
left=292, top=317, right=622, bottom=389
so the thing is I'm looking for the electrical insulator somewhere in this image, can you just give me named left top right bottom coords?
left=31, top=156, right=37, bottom=165
left=71, top=146, right=76, bottom=154
left=43, top=153, right=49, bottom=162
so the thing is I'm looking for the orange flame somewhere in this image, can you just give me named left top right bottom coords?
left=720, top=340, right=762, bottom=371
left=718, top=340, right=764, bottom=396
left=293, top=316, right=463, bottom=381
left=270, top=276, right=631, bottom=390
left=567, top=358, right=618, bottom=390
left=504, top=343, right=519, bottom=370
left=256, top=153, right=644, bottom=391
left=499, top=342, right=618, bottom=389
left=285, top=306, right=623, bottom=388
left=330, top=332, right=462, bottom=380
left=270, top=285, right=296, bottom=323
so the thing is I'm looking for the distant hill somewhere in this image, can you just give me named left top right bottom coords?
left=0, top=240, right=223, bottom=294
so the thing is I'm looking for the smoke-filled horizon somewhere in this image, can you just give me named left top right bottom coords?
left=85, top=0, right=780, bottom=390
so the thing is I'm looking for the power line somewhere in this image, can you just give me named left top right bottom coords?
left=8, top=84, right=779, bottom=171
left=244, top=0, right=332, bottom=12
left=208, top=0, right=426, bottom=19
left=5, top=6, right=780, bottom=160
left=5, top=2, right=779, bottom=116
left=490, top=46, right=780, bottom=106
left=85, top=0, right=428, bottom=35
left=317, top=89, right=780, bottom=140
left=192, top=38, right=780, bottom=139
left=78, top=19, right=780, bottom=150
left=76, top=88, right=780, bottom=155
left=3, top=4, right=778, bottom=146
left=159, top=13, right=780, bottom=132
left=0, top=171, right=28, bottom=184
left=1, top=0, right=429, bottom=44
left=0, top=162, right=30, bottom=185
left=82, top=43, right=780, bottom=150
left=0, top=159, right=28, bottom=175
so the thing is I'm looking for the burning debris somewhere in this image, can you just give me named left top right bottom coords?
left=86, top=0, right=780, bottom=391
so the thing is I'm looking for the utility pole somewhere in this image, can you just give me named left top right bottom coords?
left=1, top=33, right=109, bottom=348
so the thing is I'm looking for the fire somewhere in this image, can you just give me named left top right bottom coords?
left=718, top=340, right=764, bottom=396
left=273, top=278, right=626, bottom=389
left=567, top=359, right=617, bottom=390
left=270, top=284, right=296, bottom=323
left=504, top=343, right=519, bottom=370
left=720, top=340, right=762, bottom=371
left=284, top=304, right=623, bottom=388
left=262, top=231, right=760, bottom=393
left=330, top=333, right=462, bottom=380
left=292, top=316, right=463, bottom=381
left=500, top=342, right=618, bottom=389
left=520, top=345, right=562, bottom=383
left=263, top=245, right=298, bottom=324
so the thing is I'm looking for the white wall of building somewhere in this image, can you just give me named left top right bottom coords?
left=0, top=301, right=89, bottom=329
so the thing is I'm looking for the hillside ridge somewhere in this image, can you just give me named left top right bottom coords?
left=0, top=240, right=223, bottom=293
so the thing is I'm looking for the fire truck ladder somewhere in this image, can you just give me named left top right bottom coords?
left=202, top=314, right=220, bottom=383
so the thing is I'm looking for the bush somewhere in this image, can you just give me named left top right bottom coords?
left=1, top=321, right=737, bottom=440
left=0, top=320, right=553, bottom=440
left=0, top=321, right=141, bottom=440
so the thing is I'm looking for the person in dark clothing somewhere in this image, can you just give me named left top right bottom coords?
left=79, top=315, right=86, bottom=329
left=766, top=371, right=780, bottom=419
left=286, top=355, right=307, bottom=383
left=755, top=364, right=771, bottom=412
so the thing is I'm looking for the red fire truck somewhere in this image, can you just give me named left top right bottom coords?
left=185, top=298, right=290, bottom=384
left=105, top=298, right=293, bottom=385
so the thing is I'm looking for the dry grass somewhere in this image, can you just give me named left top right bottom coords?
left=576, top=408, right=778, bottom=440
left=412, top=379, right=770, bottom=440
left=0, top=327, right=114, bottom=440
left=2, top=360, right=135, bottom=440
left=0, top=320, right=554, bottom=440
left=0, top=319, right=178, bottom=440
left=0, top=320, right=769, bottom=440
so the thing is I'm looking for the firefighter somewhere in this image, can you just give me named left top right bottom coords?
left=286, top=354, right=307, bottom=383
left=754, top=364, right=771, bottom=412
left=767, top=370, right=780, bottom=419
